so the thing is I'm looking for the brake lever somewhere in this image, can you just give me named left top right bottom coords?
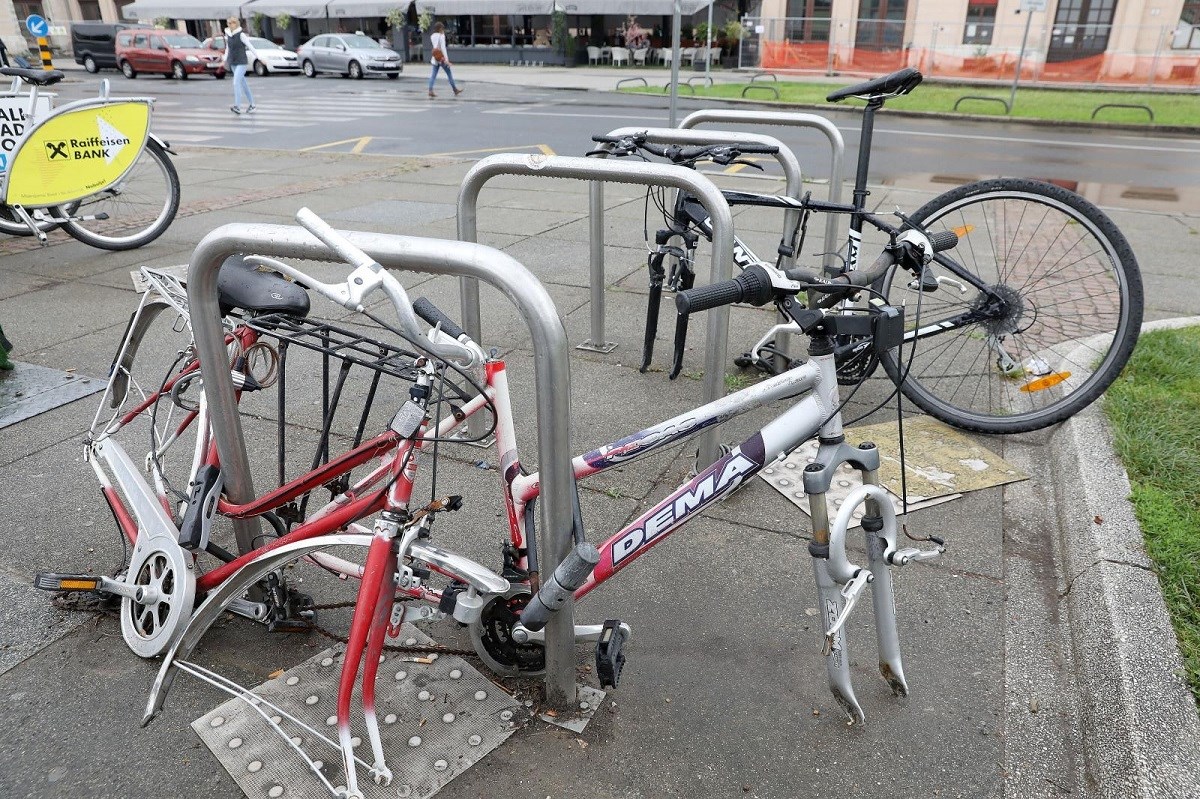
left=729, top=159, right=764, bottom=171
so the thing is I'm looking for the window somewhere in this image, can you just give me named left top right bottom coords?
left=786, top=0, right=833, bottom=42
left=133, top=34, right=148, bottom=47
left=963, top=1, right=997, bottom=44
left=856, top=0, right=908, bottom=49
left=1048, top=0, right=1117, bottom=61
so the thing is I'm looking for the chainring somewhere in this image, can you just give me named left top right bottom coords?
left=468, top=587, right=545, bottom=677
left=120, top=538, right=196, bottom=658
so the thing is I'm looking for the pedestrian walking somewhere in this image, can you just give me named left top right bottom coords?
left=0, top=324, right=14, bottom=370
left=427, top=22, right=462, bottom=99
left=223, top=17, right=256, bottom=115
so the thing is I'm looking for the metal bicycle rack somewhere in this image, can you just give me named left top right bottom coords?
left=185, top=223, right=582, bottom=707
left=590, top=126, right=806, bottom=373
left=679, top=110, right=847, bottom=278
left=456, top=153, right=735, bottom=466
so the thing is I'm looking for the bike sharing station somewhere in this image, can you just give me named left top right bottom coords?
left=22, top=73, right=1146, bottom=798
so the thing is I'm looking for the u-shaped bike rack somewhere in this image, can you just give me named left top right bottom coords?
left=456, top=153, right=736, bottom=467
left=184, top=223, right=582, bottom=707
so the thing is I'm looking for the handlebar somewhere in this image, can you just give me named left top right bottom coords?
left=675, top=227, right=960, bottom=316
left=589, top=133, right=779, bottom=166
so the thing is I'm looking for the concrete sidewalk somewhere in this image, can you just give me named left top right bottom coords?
left=0, top=143, right=1197, bottom=799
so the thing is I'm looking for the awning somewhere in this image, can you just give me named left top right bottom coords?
left=239, top=0, right=332, bottom=18
left=327, top=0, right=406, bottom=16
left=415, top=1, right=553, bottom=13
left=123, top=0, right=252, bottom=19
left=556, top=1, right=712, bottom=12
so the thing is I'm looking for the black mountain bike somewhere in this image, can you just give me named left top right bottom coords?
left=592, top=67, right=1143, bottom=435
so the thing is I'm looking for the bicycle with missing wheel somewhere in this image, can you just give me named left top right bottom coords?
left=0, top=66, right=180, bottom=250
left=41, top=197, right=953, bottom=796
left=594, top=67, right=1144, bottom=435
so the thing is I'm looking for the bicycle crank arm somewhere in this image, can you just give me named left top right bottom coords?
left=511, top=620, right=632, bottom=645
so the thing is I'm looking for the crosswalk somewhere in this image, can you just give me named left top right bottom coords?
left=147, top=93, right=430, bottom=144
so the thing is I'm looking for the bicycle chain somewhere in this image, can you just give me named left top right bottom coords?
left=49, top=594, right=478, bottom=660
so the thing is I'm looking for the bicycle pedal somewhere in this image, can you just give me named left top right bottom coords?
left=266, top=589, right=316, bottom=633
left=595, top=619, right=628, bottom=689
left=34, top=572, right=105, bottom=593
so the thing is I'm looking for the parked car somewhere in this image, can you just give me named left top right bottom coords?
left=115, top=29, right=225, bottom=80
left=71, top=22, right=133, bottom=73
left=296, top=33, right=402, bottom=79
left=200, top=35, right=302, bottom=76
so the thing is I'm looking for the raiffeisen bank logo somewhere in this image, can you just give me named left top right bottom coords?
left=611, top=451, right=757, bottom=566
left=44, top=134, right=132, bottom=162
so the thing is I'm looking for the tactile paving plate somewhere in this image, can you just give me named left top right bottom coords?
left=761, top=417, right=1026, bottom=528
left=0, top=362, right=103, bottom=430
left=193, top=625, right=521, bottom=799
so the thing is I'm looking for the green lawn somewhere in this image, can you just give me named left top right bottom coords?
left=624, top=81, right=1200, bottom=127
left=1104, top=326, right=1200, bottom=705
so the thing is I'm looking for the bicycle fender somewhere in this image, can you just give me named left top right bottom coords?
left=149, top=133, right=176, bottom=155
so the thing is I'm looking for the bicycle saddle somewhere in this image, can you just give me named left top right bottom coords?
left=217, top=256, right=311, bottom=317
left=826, top=67, right=922, bottom=103
left=0, top=66, right=65, bottom=86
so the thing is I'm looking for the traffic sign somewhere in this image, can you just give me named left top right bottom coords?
left=25, top=14, right=49, bottom=37
left=1020, top=0, right=1047, bottom=10
left=48, top=25, right=67, bottom=36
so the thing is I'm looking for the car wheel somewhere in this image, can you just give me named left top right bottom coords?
left=253, top=60, right=267, bottom=77
left=303, top=60, right=317, bottom=78
left=120, top=60, right=137, bottom=79
left=348, top=60, right=363, bottom=79
left=171, top=61, right=188, bottom=80
left=83, top=55, right=99, bottom=73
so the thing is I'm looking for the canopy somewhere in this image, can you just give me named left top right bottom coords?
left=239, top=0, right=331, bottom=17
left=327, top=0, right=408, bottom=16
left=555, top=1, right=711, bottom=12
left=123, top=0, right=251, bottom=19
left=415, top=0, right=552, bottom=13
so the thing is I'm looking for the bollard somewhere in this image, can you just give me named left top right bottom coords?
left=37, top=37, right=52, bottom=71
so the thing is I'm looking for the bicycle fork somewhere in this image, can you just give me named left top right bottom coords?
left=802, top=442, right=943, bottom=724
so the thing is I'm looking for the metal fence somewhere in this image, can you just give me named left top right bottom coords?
left=742, top=16, right=1200, bottom=89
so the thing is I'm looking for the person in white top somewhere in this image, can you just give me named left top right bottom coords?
left=222, top=16, right=256, bottom=114
left=426, top=22, right=462, bottom=99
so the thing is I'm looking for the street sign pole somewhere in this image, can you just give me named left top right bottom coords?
left=1009, top=0, right=1044, bottom=112
left=25, top=15, right=54, bottom=70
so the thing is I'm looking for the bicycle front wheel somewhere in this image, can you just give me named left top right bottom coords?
left=876, top=178, right=1142, bottom=434
left=0, top=204, right=62, bottom=236
left=59, top=138, right=180, bottom=251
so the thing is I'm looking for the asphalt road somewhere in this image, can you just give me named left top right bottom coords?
left=49, top=69, right=1200, bottom=195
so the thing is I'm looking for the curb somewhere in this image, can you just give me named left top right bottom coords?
left=1052, top=316, right=1200, bottom=798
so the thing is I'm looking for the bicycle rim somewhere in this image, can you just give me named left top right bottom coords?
left=61, top=139, right=180, bottom=251
left=878, top=178, right=1142, bottom=434
left=0, top=204, right=61, bottom=236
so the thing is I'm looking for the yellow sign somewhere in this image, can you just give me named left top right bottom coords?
left=3, top=100, right=151, bottom=207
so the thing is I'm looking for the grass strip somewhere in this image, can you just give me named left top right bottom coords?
left=624, top=81, right=1200, bottom=127
left=1104, top=326, right=1200, bottom=705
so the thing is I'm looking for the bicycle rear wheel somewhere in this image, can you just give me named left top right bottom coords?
left=876, top=177, right=1142, bottom=434
left=59, top=138, right=180, bottom=251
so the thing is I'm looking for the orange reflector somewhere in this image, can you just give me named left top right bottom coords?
left=1020, top=372, right=1071, bottom=392
left=951, top=224, right=975, bottom=237
left=59, top=579, right=99, bottom=590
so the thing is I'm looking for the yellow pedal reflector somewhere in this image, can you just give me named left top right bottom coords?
left=951, top=224, right=975, bottom=238
left=34, top=572, right=101, bottom=592
left=59, top=578, right=100, bottom=590
left=1020, top=372, right=1071, bottom=392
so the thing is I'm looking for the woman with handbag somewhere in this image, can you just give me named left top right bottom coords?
left=427, top=22, right=463, bottom=98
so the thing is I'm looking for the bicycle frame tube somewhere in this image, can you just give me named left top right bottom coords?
left=475, top=354, right=844, bottom=600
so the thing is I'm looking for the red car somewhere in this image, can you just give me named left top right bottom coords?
left=115, top=29, right=226, bottom=80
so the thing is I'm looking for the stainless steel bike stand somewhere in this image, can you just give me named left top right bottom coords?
left=457, top=154, right=736, bottom=467
left=591, top=126, right=806, bottom=374
left=184, top=223, right=580, bottom=708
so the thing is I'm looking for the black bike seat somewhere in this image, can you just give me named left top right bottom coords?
left=0, top=67, right=65, bottom=86
left=826, top=67, right=923, bottom=103
left=217, top=256, right=310, bottom=317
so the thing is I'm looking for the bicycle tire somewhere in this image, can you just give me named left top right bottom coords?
left=875, top=177, right=1142, bottom=434
left=59, top=138, right=180, bottom=251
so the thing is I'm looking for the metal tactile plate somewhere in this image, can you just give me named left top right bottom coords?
left=193, top=625, right=522, bottom=799
left=0, top=362, right=103, bottom=430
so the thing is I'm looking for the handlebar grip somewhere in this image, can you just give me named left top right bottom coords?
left=928, top=229, right=959, bottom=253
left=413, top=297, right=465, bottom=341
left=675, top=265, right=775, bottom=315
left=734, top=144, right=781, bottom=154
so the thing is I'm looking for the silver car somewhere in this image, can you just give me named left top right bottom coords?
left=297, top=33, right=402, bottom=79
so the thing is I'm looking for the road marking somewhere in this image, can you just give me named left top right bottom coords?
left=422, top=143, right=557, bottom=157
left=481, top=109, right=668, bottom=123
left=301, top=136, right=374, bottom=154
